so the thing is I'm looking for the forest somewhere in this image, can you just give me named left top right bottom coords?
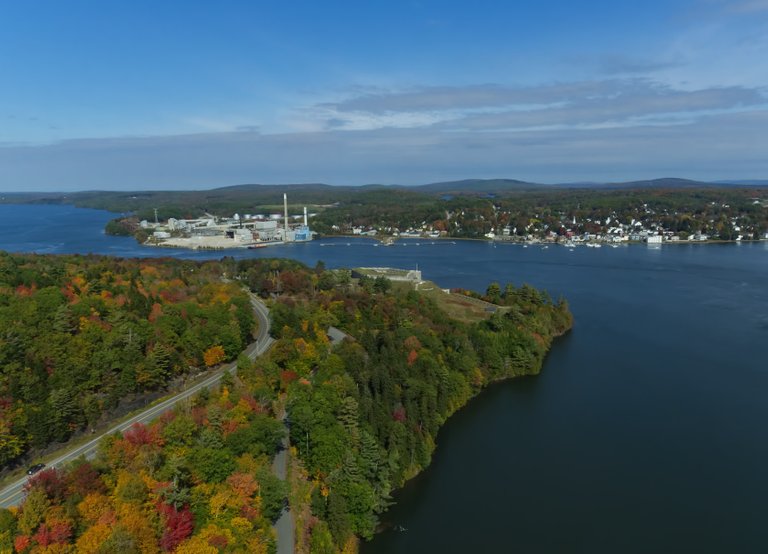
left=1, top=256, right=571, bottom=553
left=5, top=181, right=765, bottom=243
left=0, top=253, right=255, bottom=469
left=307, top=187, right=768, bottom=240
left=100, top=185, right=768, bottom=244
left=233, top=258, right=572, bottom=551
left=0, top=377, right=286, bottom=553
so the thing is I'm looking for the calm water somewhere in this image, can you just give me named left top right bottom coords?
left=2, top=204, right=768, bottom=552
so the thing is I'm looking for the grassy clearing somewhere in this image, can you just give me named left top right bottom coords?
left=356, top=267, right=411, bottom=277
left=391, top=280, right=497, bottom=324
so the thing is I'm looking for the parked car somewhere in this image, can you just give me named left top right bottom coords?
left=26, top=463, right=45, bottom=476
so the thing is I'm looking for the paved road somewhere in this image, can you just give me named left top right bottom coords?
left=0, top=293, right=274, bottom=509
left=272, top=414, right=295, bottom=554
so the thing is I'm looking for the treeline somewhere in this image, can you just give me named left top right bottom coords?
left=5, top=181, right=768, bottom=241
left=99, top=185, right=768, bottom=242
left=312, top=187, right=768, bottom=239
left=0, top=252, right=255, bottom=468
left=232, top=258, right=572, bottom=551
left=104, top=218, right=138, bottom=237
left=489, top=188, right=768, bottom=239
left=0, top=378, right=286, bottom=553
left=1, top=257, right=571, bottom=553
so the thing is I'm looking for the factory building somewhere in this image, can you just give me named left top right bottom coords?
left=143, top=193, right=313, bottom=249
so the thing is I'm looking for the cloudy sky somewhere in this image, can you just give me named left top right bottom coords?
left=1, top=0, right=767, bottom=190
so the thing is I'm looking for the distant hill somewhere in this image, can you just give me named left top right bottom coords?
left=413, top=178, right=545, bottom=195
left=598, top=178, right=722, bottom=190
left=407, top=177, right=765, bottom=194
left=2, top=178, right=765, bottom=219
left=712, top=179, right=768, bottom=186
left=593, top=178, right=768, bottom=189
left=551, top=181, right=606, bottom=188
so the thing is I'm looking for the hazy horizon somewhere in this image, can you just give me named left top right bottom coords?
left=3, top=176, right=768, bottom=196
left=2, top=1, right=767, bottom=191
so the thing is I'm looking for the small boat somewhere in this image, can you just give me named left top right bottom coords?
left=248, top=243, right=268, bottom=249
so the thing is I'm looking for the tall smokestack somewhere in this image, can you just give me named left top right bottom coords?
left=303, top=206, right=308, bottom=227
left=283, top=193, right=289, bottom=241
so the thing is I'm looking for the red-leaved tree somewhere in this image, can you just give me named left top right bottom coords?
left=157, top=502, right=194, bottom=551
left=24, top=468, right=67, bottom=502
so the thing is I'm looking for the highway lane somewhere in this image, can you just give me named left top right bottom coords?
left=0, top=293, right=273, bottom=509
left=272, top=412, right=295, bottom=554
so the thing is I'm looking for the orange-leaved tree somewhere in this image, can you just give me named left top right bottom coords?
left=203, top=345, right=226, bottom=367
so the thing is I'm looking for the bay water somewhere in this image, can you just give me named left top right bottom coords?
left=1, top=204, right=767, bottom=552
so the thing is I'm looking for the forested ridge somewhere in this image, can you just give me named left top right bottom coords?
left=0, top=252, right=255, bottom=469
left=7, top=180, right=765, bottom=243
left=236, top=259, right=572, bottom=551
left=1, top=257, right=571, bottom=553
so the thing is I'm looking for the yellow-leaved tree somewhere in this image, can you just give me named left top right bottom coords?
left=203, top=345, right=226, bottom=367
left=75, top=523, right=112, bottom=554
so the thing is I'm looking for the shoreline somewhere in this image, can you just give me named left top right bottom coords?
left=144, top=234, right=766, bottom=252
left=110, top=229, right=766, bottom=252
left=320, top=234, right=765, bottom=247
left=142, top=239, right=305, bottom=251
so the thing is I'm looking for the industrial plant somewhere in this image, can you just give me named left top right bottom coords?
left=141, top=193, right=314, bottom=250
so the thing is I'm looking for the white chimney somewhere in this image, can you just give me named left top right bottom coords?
left=283, top=193, right=289, bottom=241
left=303, top=206, right=308, bottom=227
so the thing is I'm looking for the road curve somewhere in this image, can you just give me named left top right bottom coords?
left=0, top=293, right=274, bottom=509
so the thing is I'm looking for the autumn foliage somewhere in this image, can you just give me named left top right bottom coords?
left=251, top=259, right=572, bottom=549
left=158, top=503, right=194, bottom=551
left=203, top=345, right=226, bottom=367
left=6, top=379, right=283, bottom=553
left=0, top=253, right=255, bottom=466
left=1, top=256, right=572, bottom=554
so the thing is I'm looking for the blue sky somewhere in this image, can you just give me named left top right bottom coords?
left=1, top=0, right=767, bottom=190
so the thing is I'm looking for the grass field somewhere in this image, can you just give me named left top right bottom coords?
left=391, top=280, right=500, bottom=324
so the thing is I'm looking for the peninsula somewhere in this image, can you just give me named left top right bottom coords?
left=4, top=179, right=764, bottom=248
left=0, top=255, right=571, bottom=553
left=107, top=193, right=316, bottom=250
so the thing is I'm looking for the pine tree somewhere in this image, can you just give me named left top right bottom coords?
left=338, top=396, right=360, bottom=447
left=49, top=388, right=78, bottom=441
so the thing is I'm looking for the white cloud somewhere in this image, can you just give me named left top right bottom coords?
left=726, top=0, right=768, bottom=12
left=2, top=79, right=767, bottom=189
left=1, top=108, right=767, bottom=189
left=698, top=0, right=768, bottom=13
left=300, top=80, right=767, bottom=133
